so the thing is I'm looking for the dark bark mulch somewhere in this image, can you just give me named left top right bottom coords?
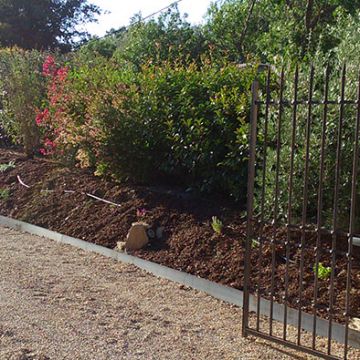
left=0, top=148, right=359, bottom=324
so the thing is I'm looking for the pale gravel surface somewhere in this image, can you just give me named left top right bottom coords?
left=0, top=226, right=359, bottom=360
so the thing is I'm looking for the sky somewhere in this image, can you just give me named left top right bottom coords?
left=83, top=0, right=214, bottom=37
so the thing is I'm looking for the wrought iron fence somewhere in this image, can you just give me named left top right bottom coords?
left=243, top=64, right=360, bottom=360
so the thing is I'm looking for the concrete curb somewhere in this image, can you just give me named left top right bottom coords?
left=0, top=215, right=359, bottom=349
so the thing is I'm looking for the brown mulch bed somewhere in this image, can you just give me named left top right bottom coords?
left=0, top=148, right=359, bottom=324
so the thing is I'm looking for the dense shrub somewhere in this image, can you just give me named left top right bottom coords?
left=0, top=48, right=46, bottom=155
left=257, top=64, right=360, bottom=232
left=39, top=54, right=256, bottom=199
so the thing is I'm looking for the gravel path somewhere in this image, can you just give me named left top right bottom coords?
left=0, top=226, right=358, bottom=360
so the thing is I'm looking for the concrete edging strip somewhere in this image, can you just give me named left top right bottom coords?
left=0, top=215, right=359, bottom=349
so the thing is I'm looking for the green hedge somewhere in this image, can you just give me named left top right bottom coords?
left=40, top=54, right=256, bottom=200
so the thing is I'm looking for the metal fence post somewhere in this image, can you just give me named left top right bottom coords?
left=242, top=78, right=259, bottom=337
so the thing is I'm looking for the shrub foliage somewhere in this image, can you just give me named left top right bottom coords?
left=37, top=53, right=256, bottom=199
left=0, top=48, right=46, bottom=155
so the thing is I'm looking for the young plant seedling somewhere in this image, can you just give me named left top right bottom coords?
left=0, top=188, right=10, bottom=201
left=0, top=161, right=15, bottom=173
left=211, top=216, right=223, bottom=235
left=252, top=238, right=260, bottom=248
left=314, top=262, right=332, bottom=280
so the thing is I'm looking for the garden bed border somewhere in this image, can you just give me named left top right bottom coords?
left=0, top=214, right=359, bottom=350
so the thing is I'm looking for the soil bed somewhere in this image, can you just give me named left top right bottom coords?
left=0, top=148, right=359, bottom=325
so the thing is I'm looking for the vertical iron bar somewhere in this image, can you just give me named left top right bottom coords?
left=343, top=68, right=360, bottom=359
left=328, top=64, right=346, bottom=355
left=283, top=65, right=299, bottom=341
left=312, top=65, right=330, bottom=350
left=297, top=66, right=315, bottom=346
left=256, top=67, right=271, bottom=332
left=243, top=78, right=259, bottom=337
left=269, top=67, right=285, bottom=336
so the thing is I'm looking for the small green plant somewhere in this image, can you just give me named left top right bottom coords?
left=211, top=216, right=223, bottom=235
left=314, top=262, right=332, bottom=280
left=40, top=189, right=54, bottom=197
left=0, top=188, right=10, bottom=200
left=252, top=239, right=260, bottom=248
left=0, top=161, right=15, bottom=172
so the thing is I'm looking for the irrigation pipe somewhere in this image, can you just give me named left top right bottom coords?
left=85, top=193, right=121, bottom=207
left=16, top=174, right=121, bottom=207
left=17, top=175, right=31, bottom=188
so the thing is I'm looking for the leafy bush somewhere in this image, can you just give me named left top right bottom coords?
left=256, top=63, right=360, bottom=232
left=0, top=48, right=46, bottom=155
left=40, top=54, right=256, bottom=199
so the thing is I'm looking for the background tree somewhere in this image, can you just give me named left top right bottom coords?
left=113, top=6, right=207, bottom=70
left=0, top=0, right=100, bottom=51
left=204, top=0, right=360, bottom=63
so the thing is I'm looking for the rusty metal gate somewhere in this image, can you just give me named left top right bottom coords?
left=242, top=65, right=360, bottom=359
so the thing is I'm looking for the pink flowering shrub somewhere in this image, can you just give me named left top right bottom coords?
left=36, top=55, right=70, bottom=156
left=35, top=56, right=114, bottom=166
left=42, top=55, right=57, bottom=77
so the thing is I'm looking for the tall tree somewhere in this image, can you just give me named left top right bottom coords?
left=113, top=6, right=206, bottom=69
left=0, top=0, right=100, bottom=51
left=205, top=0, right=360, bottom=62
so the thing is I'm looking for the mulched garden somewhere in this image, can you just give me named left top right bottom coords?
left=0, top=148, right=359, bottom=324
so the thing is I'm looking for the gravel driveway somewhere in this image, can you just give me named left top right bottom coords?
left=0, top=226, right=357, bottom=360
